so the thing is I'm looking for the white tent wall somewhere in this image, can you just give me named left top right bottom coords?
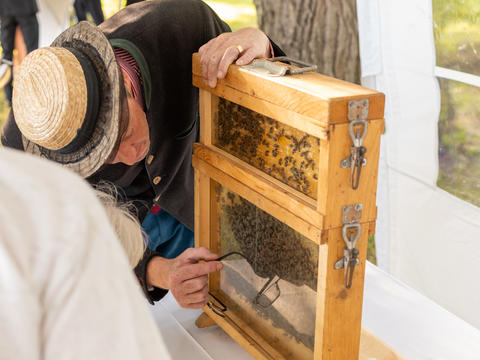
left=357, top=0, right=480, bottom=329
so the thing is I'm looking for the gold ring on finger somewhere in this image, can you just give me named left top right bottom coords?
left=234, top=44, right=244, bottom=53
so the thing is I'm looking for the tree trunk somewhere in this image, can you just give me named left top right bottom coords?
left=254, top=0, right=360, bottom=84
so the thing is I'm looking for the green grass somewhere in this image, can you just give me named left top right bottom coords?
left=205, top=0, right=257, bottom=30
left=367, top=235, right=377, bottom=265
left=105, top=0, right=258, bottom=30
left=437, top=80, right=480, bottom=207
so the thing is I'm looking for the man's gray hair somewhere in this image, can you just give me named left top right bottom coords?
left=95, top=182, right=146, bottom=268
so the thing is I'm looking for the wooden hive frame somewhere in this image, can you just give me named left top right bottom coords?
left=192, top=53, right=385, bottom=359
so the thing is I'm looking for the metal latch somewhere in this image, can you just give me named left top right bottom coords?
left=334, top=203, right=362, bottom=289
left=242, top=56, right=317, bottom=76
left=340, top=99, right=369, bottom=189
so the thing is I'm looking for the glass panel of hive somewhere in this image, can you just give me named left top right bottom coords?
left=213, top=98, right=320, bottom=200
left=212, top=182, right=319, bottom=360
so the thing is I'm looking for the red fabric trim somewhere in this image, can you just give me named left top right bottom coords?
left=113, top=47, right=145, bottom=111
left=150, top=204, right=162, bottom=215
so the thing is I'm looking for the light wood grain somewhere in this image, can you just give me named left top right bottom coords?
left=194, top=143, right=323, bottom=229
left=193, top=155, right=323, bottom=244
left=203, top=305, right=285, bottom=360
left=194, top=311, right=403, bottom=360
left=195, top=312, right=217, bottom=328
left=194, top=170, right=211, bottom=249
left=314, top=221, right=375, bottom=359
left=318, top=120, right=384, bottom=228
left=193, top=50, right=385, bottom=359
left=199, top=89, right=215, bottom=145
left=194, top=75, right=329, bottom=139
left=193, top=53, right=385, bottom=124
left=194, top=170, right=216, bottom=290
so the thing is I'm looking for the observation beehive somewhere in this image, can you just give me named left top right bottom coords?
left=192, top=54, right=385, bottom=359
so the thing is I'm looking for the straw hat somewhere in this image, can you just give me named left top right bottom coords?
left=12, top=21, right=125, bottom=178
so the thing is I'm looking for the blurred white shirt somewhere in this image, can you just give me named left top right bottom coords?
left=0, top=148, right=169, bottom=360
left=37, top=0, right=73, bottom=47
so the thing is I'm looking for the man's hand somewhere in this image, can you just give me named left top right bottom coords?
left=198, top=27, right=272, bottom=88
left=146, top=247, right=222, bottom=309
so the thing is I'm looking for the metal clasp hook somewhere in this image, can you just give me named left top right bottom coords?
left=349, top=119, right=368, bottom=148
left=341, top=99, right=369, bottom=189
left=342, top=223, right=361, bottom=250
left=335, top=205, right=362, bottom=288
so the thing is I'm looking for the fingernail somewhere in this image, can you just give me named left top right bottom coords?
left=236, top=59, right=245, bottom=65
left=216, top=262, right=223, bottom=271
left=217, top=71, right=223, bottom=78
left=209, top=80, right=216, bottom=88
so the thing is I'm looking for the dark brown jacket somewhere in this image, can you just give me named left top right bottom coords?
left=92, top=0, right=232, bottom=230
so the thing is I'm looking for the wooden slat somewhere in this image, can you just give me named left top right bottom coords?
left=195, top=170, right=219, bottom=291
left=193, top=155, right=323, bottom=245
left=199, top=89, right=215, bottom=145
left=203, top=305, right=286, bottom=360
left=194, top=74, right=328, bottom=140
left=193, top=53, right=385, bottom=124
left=200, top=290, right=403, bottom=360
left=194, top=169, right=210, bottom=248
left=193, top=51, right=385, bottom=360
left=314, top=221, right=374, bottom=359
left=209, top=177, right=221, bottom=293
left=318, top=119, right=384, bottom=228
left=195, top=312, right=217, bottom=328
left=197, top=119, right=383, bottom=231
left=194, top=143, right=323, bottom=229
left=317, top=129, right=331, bottom=216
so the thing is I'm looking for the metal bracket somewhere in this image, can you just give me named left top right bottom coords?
left=342, top=203, right=363, bottom=224
left=334, top=251, right=360, bottom=270
left=348, top=99, right=369, bottom=122
left=341, top=156, right=367, bottom=168
left=242, top=56, right=317, bottom=76
left=334, top=257, right=345, bottom=270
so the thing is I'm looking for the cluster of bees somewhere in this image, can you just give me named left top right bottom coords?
left=216, top=184, right=318, bottom=291
left=214, top=99, right=321, bottom=198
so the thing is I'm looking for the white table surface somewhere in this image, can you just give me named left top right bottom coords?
left=149, top=262, right=480, bottom=359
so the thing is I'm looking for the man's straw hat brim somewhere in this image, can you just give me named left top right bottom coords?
left=16, top=21, right=121, bottom=178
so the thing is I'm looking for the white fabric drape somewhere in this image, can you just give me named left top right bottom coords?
left=357, top=0, right=480, bottom=329
left=0, top=148, right=168, bottom=360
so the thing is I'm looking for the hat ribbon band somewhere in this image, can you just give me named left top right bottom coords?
left=56, top=47, right=101, bottom=154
